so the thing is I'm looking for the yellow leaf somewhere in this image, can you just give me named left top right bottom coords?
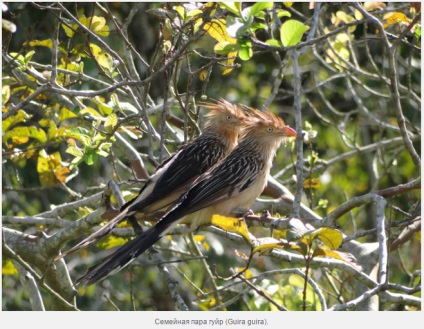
left=208, top=297, right=216, bottom=307
left=2, top=109, right=31, bottom=132
left=58, top=107, right=78, bottom=122
left=313, top=248, right=359, bottom=269
left=194, top=235, right=206, bottom=243
left=303, top=178, right=320, bottom=189
left=332, top=11, right=357, bottom=32
left=354, top=9, right=363, bottom=20
left=2, top=84, right=10, bottom=105
left=80, top=106, right=102, bottom=119
left=55, top=167, right=71, bottom=182
left=315, top=228, right=343, bottom=249
left=3, top=127, right=28, bottom=144
left=90, top=16, right=107, bottom=33
left=364, top=2, right=386, bottom=12
left=203, top=19, right=239, bottom=75
left=199, top=69, right=208, bottom=81
left=384, top=12, right=411, bottom=28
left=211, top=214, right=250, bottom=241
left=78, top=15, right=109, bottom=37
left=204, top=19, right=236, bottom=43
left=241, top=268, right=253, bottom=279
left=98, top=236, right=127, bottom=249
left=92, top=96, right=114, bottom=115
left=202, top=240, right=210, bottom=251
left=26, top=39, right=53, bottom=48
left=253, top=237, right=299, bottom=255
left=37, top=150, right=70, bottom=186
left=2, top=259, right=18, bottom=275
left=283, top=2, right=293, bottom=7
left=223, top=51, right=238, bottom=75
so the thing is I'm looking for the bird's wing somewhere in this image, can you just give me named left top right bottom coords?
left=167, top=150, right=264, bottom=218
left=57, top=137, right=228, bottom=260
left=128, top=136, right=226, bottom=213
left=73, top=153, right=264, bottom=286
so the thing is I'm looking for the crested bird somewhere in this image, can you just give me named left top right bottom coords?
left=75, top=108, right=296, bottom=286
left=55, top=99, right=251, bottom=260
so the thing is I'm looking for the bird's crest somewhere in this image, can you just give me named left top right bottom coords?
left=239, top=106, right=296, bottom=138
left=201, top=98, right=245, bottom=120
left=244, top=107, right=286, bottom=129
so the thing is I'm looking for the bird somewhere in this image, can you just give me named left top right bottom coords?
left=55, top=99, right=251, bottom=260
left=75, top=108, right=296, bottom=286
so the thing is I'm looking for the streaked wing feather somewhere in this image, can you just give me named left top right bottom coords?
left=129, top=136, right=226, bottom=213
left=176, top=151, right=263, bottom=215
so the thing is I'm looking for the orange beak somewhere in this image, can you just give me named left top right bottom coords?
left=282, top=126, right=297, bottom=137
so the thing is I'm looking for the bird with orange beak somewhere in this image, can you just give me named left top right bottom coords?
left=75, top=107, right=296, bottom=286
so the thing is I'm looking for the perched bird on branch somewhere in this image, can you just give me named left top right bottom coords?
left=55, top=99, right=251, bottom=260
left=75, top=109, right=296, bottom=286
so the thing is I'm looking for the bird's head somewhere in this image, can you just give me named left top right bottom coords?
left=201, top=98, right=252, bottom=129
left=241, top=107, right=297, bottom=140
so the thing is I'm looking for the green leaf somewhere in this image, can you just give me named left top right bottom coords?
left=250, top=22, right=267, bottom=32
left=96, top=149, right=110, bottom=158
left=24, top=50, right=35, bottom=64
left=247, top=2, right=273, bottom=20
left=280, top=19, right=310, bottom=47
left=415, top=24, right=421, bottom=39
left=218, top=2, right=241, bottom=16
left=214, top=41, right=239, bottom=54
left=84, top=148, right=98, bottom=165
left=69, top=156, right=83, bottom=170
left=28, top=126, right=47, bottom=143
left=69, top=127, right=91, bottom=146
left=186, top=9, right=202, bottom=18
left=238, top=44, right=253, bottom=61
left=174, top=5, right=186, bottom=20
left=265, top=39, right=282, bottom=47
left=276, top=9, right=291, bottom=18
left=66, top=145, right=84, bottom=157
left=92, top=96, right=114, bottom=115
left=318, top=199, right=328, bottom=208
left=104, top=113, right=117, bottom=133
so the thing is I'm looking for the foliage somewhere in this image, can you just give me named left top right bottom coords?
left=2, top=2, right=421, bottom=311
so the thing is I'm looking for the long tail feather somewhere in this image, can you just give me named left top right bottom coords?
left=55, top=208, right=129, bottom=261
left=75, top=190, right=189, bottom=286
left=75, top=225, right=162, bottom=286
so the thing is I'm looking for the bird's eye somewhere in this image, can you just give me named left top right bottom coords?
left=226, top=115, right=232, bottom=120
left=267, top=127, right=273, bottom=132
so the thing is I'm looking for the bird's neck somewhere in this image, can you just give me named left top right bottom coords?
left=239, top=134, right=283, bottom=165
left=203, top=124, right=239, bottom=151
